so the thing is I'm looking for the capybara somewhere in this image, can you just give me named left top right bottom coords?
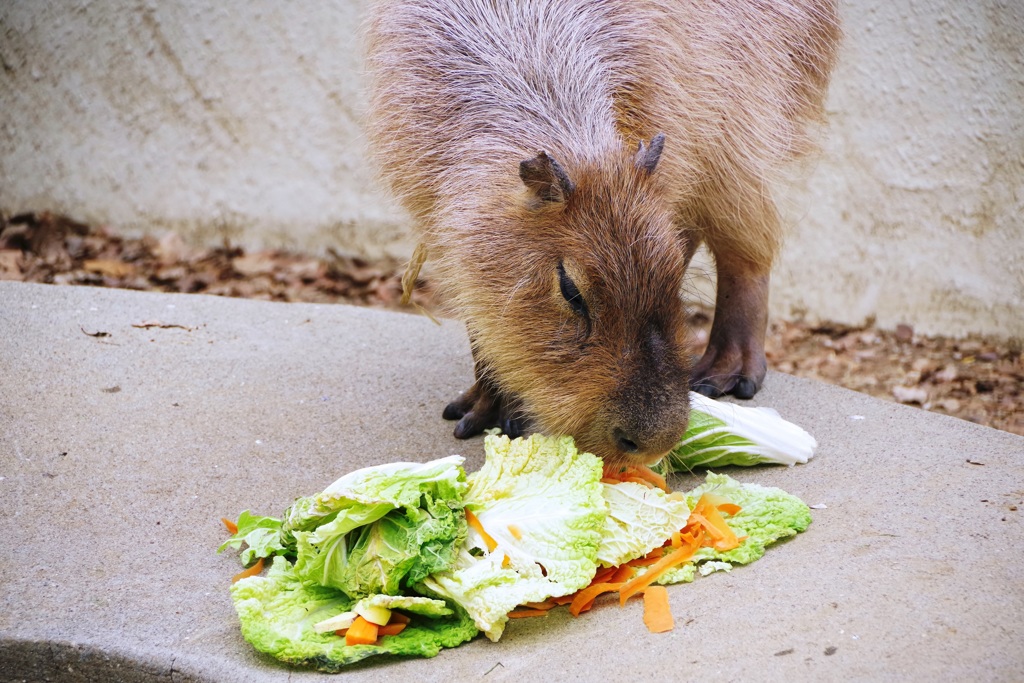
left=364, top=0, right=840, bottom=464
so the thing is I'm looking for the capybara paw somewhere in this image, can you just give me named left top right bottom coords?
left=443, top=380, right=526, bottom=439
left=690, top=345, right=766, bottom=399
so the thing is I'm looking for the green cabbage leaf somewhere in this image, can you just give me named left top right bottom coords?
left=419, top=434, right=605, bottom=641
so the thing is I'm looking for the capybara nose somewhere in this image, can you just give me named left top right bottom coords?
left=610, top=412, right=690, bottom=463
left=613, top=428, right=640, bottom=454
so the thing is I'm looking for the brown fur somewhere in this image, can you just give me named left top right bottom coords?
left=364, top=0, right=840, bottom=463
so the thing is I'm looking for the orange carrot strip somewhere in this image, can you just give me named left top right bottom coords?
left=508, top=524, right=523, bottom=540
left=688, top=512, right=724, bottom=543
left=464, top=508, right=498, bottom=552
left=345, top=615, right=380, bottom=646
left=524, top=600, right=556, bottom=610
left=696, top=492, right=730, bottom=507
left=671, top=531, right=683, bottom=547
left=221, top=517, right=238, bottom=535
left=619, top=541, right=699, bottom=606
left=610, top=564, right=636, bottom=583
left=601, top=464, right=669, bottom=491
left=642, top=585, right=675, bottom=633
left=569, top=582, right=625, bottom=617
left=377, top=622, right=407, bottom=636
left=501, top=554, right=510, bottom=568
left=591, top=566, right=618, bottom=583
left=624, top=477, right=656, bottom=488
left=627, top=552, right=665, bottom=567
left=388, top=612, right=411, bottom=625
left=231, top=557, right=264, bottom=584
left=508, top=608, right=550, bottom=618
left=600, top=477, right=622, bottom=485
left=550, top=594, right=577, bottom=606
left=623, top=466, right=669, bottom=492
left=697, top=492, right=741, bottom=516
left=602, top=464, right=628, bottom=480
left=690, top=500, right=742, bottom=551
left=335, top=628, right=348, bottom=637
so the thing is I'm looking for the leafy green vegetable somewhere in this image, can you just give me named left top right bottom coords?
left=653, top=472, right=813, bottom=585
left=685, top=472, right=813, bottom=564
left=352, top=593, right=452, bottom=618
left=597, top=481, right=691, bottom=568
left=419, top=434, right=606, bottom=641
left=231, top=557, right=478, bottom=672
left=217, top=510, right=287, bottom=566
left=281, top=455, right=467, bottom=546
left=657, top=392, right=818, bottom=472
left=223, top=431, right=818, bottom=671
left=219, top=456, right=468, bottom=600
left=293, top=475, right=467, bottom=598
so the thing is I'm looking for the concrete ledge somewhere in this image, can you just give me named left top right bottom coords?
left=1, top=282, right=1022, bottom=682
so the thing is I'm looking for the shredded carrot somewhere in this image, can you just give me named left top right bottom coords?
left=569, top=582, right=625, bottom=617
left=507, top=524, right=523, bottom=540
left=680, top=528, right=702, bottom=547
left=688, top=513, right=723, bottom=543
left=698, top=492, right=742, bottom=516
left=388, top=612, right=411, bottom=625
left=231, top=557, right=264, bottom=584
left=717, top=502, right=742, bottom=516
left=221, top=517, right=238, bottom=535
left=508, top=608, right=550, bottom=618
left=689, top=495, right=742, bottom=551
left=601, top=464, right=669, bottom=492
left=627, top=551, right=666, bottom=567
left=642, top=586, right=675, bottom=633
left=550, top=594, right=576, bottom=606
left=464, top=508, right=498, bottom=552
left=602, top=464, right=627, bottom=479
left=524, top=600, right=556, bottom=610
left=377, top=622, right=408, bottom=636
left=501, top=554, right=511, bottom=568
left=345, top=615, right=380, bottom=646
left=600, top=477, right=622, bottom=485
left=610, top=564, right=635, bottom=583
left=671, top=531, right=683, bottom=547
left=624, top=466, right=669, bottom=492
left=619, top=540, right=700, bottom=606
left=591, top=566, right=618, bottom=584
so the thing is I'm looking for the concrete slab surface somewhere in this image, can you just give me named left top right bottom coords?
left=1, top=281, right=1022, bottom=682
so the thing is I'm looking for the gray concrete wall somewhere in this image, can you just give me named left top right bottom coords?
left=1, top=1, right=1021, bottom=339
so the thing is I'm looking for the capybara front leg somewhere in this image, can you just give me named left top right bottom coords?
left=691, top=267, right=769, bottom=399
left=442, top=359, right=527, bottom=439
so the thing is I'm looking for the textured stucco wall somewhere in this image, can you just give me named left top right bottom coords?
left=770, top=0, right=1024, bottom=339
left=1, top=1, right=1021, bottom=338
left=0, top=0, right=412, bottom=258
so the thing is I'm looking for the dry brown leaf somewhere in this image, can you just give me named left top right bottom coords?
left=83, top=259, right=135, bottom=278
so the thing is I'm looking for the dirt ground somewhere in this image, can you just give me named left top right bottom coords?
left=3, top=211, right=1021, bottom=437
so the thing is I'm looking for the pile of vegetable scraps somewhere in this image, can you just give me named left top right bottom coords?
left=218, top=392, right=818, bottom=671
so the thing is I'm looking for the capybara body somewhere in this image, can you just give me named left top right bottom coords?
left=364, top=0, right=839, bottom=463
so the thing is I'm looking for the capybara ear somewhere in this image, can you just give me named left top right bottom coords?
left=634, top=133, right=666, bottom=174
left=519, top=151, right=575, bottom=203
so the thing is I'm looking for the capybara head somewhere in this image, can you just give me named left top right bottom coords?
left=450, top=135, right=694, bottom=465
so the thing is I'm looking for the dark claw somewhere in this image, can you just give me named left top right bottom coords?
left=442, top=401, right=467, bottom=421
left=732, top=377, right=757, bottom=399
left=692, top=380, right=723, bottom=398
left=454, top=412, right=487, bottom=439
left=445, top=375, right=525, bottom=439
left=501, top=416, right=524, bottom=439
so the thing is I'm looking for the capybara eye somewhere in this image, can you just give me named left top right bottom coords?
left=557, top=262, right=589, bottom=319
